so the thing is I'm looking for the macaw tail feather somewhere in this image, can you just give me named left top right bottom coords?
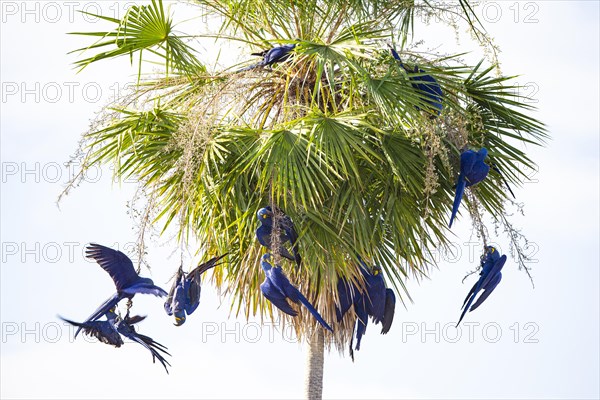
left=296, top=292, right=333, bottom=332
left=449, top=176, right=467, bottom=228
left=492, top=164, right=516, bottom=198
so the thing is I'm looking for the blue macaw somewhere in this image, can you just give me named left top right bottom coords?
left=336, top=259, right=397, bottom=360
left=256, top=206, right=301, bottom=268
left=390, top=46, right=443, bottom=116
left=456, top=246, right=506, bottom=326
left=75, top=243, right=168, bottom=338
left=259, top=254, right=332, bottom=332
left=115, top=311, right=171, bottom=374
left=164, top=254, right=227, bottom=326
left=448, top=148, right=490, bottom=228
left=238, top=44, right=296, bottom=72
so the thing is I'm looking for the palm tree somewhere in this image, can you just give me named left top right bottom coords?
left=63, top=1, right=546, bottom=398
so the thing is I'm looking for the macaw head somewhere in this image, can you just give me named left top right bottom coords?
left=105, top=307, right=119, bottom=320
left=138, top=277, right=156, bottom=287
left=257, top=207, right=273, bottom=222
left=483, top=246, right=501, bottom=262
left=173, top=310, right=186, bottom=326
left=372, top=265, right=382, bottom=276
left=260, top=253, right=273, bottom=271
left=478, top=147, right=489, bottom=160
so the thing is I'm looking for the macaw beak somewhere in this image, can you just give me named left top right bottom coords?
left=174, top=316, right=186, bottom=326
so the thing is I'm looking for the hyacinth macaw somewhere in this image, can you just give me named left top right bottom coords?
left=456, top=246, right=506, bottom=326
left=115, top=312, right=171, bottom=374
left=448, top=148, right=490, bottom=228
left=256, top=206, right=301, bottom=268
left=75, top=243, right=167, bottom=338
left=60, top=310, right=170, bottom=373
left=259, top=254, right=332, bottom=332
left=336, top=258, right=397, bottom=360
left=164, top=254, right=227, bottom=326
left=390, top=46, right=443, bottom=116
left=238, top=44, right=296, bottom=72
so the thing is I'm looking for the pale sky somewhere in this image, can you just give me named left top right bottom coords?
left=1, top=1, right=599, bottom=399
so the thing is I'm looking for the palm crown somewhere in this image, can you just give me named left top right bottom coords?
left=65, top=0, right=546, bottom=348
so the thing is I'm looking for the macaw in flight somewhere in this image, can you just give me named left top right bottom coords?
left=456, top=246, right=506, bottom=326
left=164, top=254, right=227, bottom=326
left=238, top=43, right=296, bottom=72
left=75, top=243, right=167, bottom=338
left=256, top=206, right=301, bottom=268
left=389, top=46, right=443, bottom=116
left=259, top=253, right=332, bottom=332
left=449, top=148, right=490, bottom=228
left=60, top=309, right=171, bottom=373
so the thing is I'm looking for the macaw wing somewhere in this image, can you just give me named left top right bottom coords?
left=381, top=289, right=396, bottom=334
left=413, top=75, right=443, bottom=113
left=124, top=314, right=146, bottom=325
left=281, top=217, right=302, bottom=268
left=460, top=150, right=477, bottom=176
left=85, top=243, right=140, bottom=291
left=164, top=268, right=185, bottom=316
left=256, top=224, right=272, bottom=247
left=277, top=246, right=296, bottom=262
left=268, top=266, right=294, bottom=295
left=75, top=292, right=121, bottom=337
left=335, top=278, right=354, bottom=322
left=365, top=275, right=386, bottom=323
left=466, top=162, right=490, bottom=186
left=264, top=45, right=294, bottom=65
left=479, top=255, right=506, bottom=290
left=260, top=280, right=297, bottom=316
left=470, top=272, right=502, bottom=312
left=60, top=316, right=123, bottom=347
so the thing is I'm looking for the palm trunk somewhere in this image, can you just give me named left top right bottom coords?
left=304, top=329, right=325, bottom=400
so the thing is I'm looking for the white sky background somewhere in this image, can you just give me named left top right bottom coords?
left=1, top=1, right=599, bottom=399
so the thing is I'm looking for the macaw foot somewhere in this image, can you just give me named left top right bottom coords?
left=126, top=299, right=133, bottom=311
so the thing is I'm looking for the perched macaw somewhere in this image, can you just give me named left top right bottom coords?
left=164, top=254, right=227, bottom=326
left=390, top=46, right=443, bottom=116
left=449, top=148, right=490, bottom=228
left=336, top=258, right=397, bottom=360
left=256, top=206, right=301, bottom=268
left=59, top=308, right=125, bottom=347
left=259, top=254, right=332, bottom=332
left=115, top=312, right=171, bottom=374
left=238, top=44, right=296, bottom=72
left=75, top=243, right=168, bottom=338
left=456, top=246, right=506, bottom=326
